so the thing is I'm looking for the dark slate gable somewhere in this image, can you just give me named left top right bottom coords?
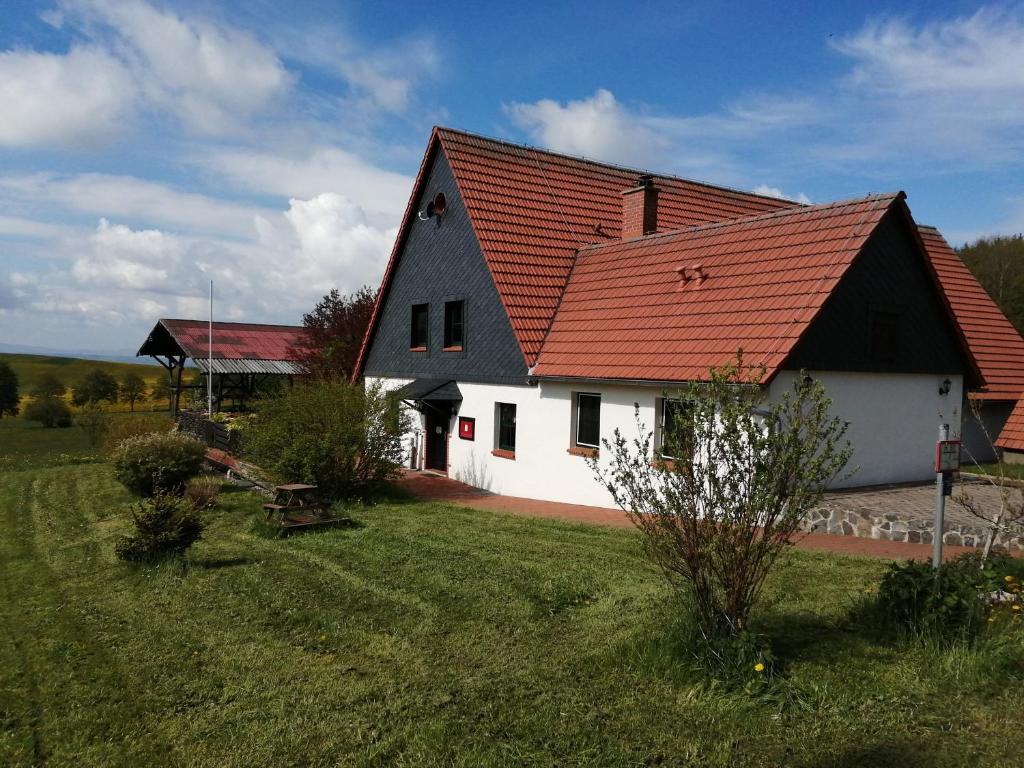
left=786, top=209, right=968, bottom=376
left=362, top=151, right=528, bottom=384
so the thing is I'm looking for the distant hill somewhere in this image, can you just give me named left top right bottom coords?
left=0, top=352, right=172, bottom=407
left=0, top=342, right=155, bottom=364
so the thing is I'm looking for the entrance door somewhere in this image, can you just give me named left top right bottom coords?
left=424, top=404, right=450, bottom=472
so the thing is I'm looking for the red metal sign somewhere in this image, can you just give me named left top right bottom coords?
left=935, top=440, right=961, bottom=472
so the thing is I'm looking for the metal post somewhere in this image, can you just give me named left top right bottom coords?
left=932, top=423, right=949, bottom=570
left=208, top=280, right=214, bottom=415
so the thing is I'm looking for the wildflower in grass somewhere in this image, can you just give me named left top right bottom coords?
left=754, top=662, right=765, bottom=673
left=1013, top=605, right=1021, bottom=612
left=1006, top=575, right=1015, bottom=583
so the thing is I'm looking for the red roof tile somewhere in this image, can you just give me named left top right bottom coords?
left=918, top=227, right=1024, bottom=401
left=160, top=319, right=307, bottom=361
left=996, top=397, right=1024, bottom=451
left=438, top=129, right=796, bottom=362
left=532, top=194, right=901, bottom=382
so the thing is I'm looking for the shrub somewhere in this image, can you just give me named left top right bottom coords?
left=590, top=359, right=851, bottom=639
left=103, top=414, right=174, bottom=454
left=184, top=476, right=222, bottom=510
left=23, top=396, right=72, bottom=428
left=78, top=400, right=110, bottom=448
left=875, top=552, right=1023, bottom=641
left=111, top=431, right=206, bottom=496
left=115, top=492, right=204, bottom=563
left=243, top=378, right=408, bottom=500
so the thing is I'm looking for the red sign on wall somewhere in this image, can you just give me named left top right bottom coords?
left=458, top=417, right=475, bottom=441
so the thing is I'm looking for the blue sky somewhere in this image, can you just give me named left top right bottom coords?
left=2, top=0, right=1023, bottom=352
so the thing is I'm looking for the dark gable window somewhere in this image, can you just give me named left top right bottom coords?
left=410, top=303, right=429, bottom=349
left=444, top=300, right=465, bottom=349
left=575, top=393, right=601, bottom=448
left=659, top=398, right=693, bottom=460
left=869, top=309, right=900, bottom=364
left=497, top=402, right=516, bottom=452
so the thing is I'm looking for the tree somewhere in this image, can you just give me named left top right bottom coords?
left=72, top=370, right=119, bottom=406
left=958, top=234, right=1024, bottom=334
left=0, top=360, right=18, bottom=417
left=119, top=372, right=147, bottom=413
left=589, top=360, right=852, bottom=639
left=297, top=287, right=377, bottom=380
left=33, top=373, right=66, bottom=399
left=78, top=400, right=110, bottom=448
left=151, top=376, right=171, bottom=410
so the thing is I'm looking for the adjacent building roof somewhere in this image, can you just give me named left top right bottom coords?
left=138, top=319, right=307, bottom=375
left=533, top=194, right=902, bottom=382
left=996, top=397, right=1024, bottom=452
left=918, top=227, right=1024, bottom=401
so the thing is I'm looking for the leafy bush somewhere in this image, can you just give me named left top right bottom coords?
left=243, top=378, right=408, bottom=500
left=23, top=396, right=72, bottom=428
left=111, top=431, right=206, bottom=496
left=875, top=552, right=1023, bottom=641
left=184, top=476, right=222, bottom=510
left=103, top=414, right=174, bottom=454
left=115, top=492, right=204, bottom=563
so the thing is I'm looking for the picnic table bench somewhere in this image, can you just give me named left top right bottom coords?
left=262, top=484, right=345, bottom=535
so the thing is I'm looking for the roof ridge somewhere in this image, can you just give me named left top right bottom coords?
left=434, top=125, right=806, bottom=207
left=161, top=318, right=304, bottom=330
left=576, top=191, right=902, bottom=252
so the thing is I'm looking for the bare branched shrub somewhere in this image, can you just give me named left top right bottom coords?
left=184, top=476, right=222, bottom=510
left=955, top=398, right=1024, bottom=560
left=590, top=360, right=852, bottom=637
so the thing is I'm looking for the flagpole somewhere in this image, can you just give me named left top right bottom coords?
left=208, top=280, right=214, bottom=415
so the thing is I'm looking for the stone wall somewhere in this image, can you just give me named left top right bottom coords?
left=801, top=501, right=1024, bottom=551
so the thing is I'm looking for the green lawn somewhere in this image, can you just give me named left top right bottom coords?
left=0, top=413, right=170, bottom=471
left=2, top=426, right=1023, bottom=766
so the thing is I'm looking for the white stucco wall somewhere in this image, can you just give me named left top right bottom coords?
left=767, top=371, right=963, bottom=488
left=370, top=371, right=964, bottom=509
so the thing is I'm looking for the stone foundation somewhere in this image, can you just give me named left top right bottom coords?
left=801, top=503, right=1024, bottom=551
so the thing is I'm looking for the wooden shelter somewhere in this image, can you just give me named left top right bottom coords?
left=138, top=319, right=307, bottom=414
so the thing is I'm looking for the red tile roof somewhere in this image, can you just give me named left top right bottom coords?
left=355, top=127, right=1012, bottom=390
left=158, top=319, right=307, bottom=361
left=532, top=194, right=902, bottom=382
left=439, top=129, right=796, bottom=362
left=918, top=227, right=1024, bottom=401
left=996, top=397, right=1024, bottom=451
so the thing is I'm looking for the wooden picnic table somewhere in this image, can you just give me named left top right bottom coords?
left=262, top=484, right=346, bottom=535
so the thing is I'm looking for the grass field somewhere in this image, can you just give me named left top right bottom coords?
left=0, top=352, right=180, bottom=413
left=2, top=421, right=1024, bottom=766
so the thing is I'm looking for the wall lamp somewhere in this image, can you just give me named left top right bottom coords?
left=939, top=378, right=952, bottom=396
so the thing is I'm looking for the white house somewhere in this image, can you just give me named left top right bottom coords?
left=356, top=128, right=997, bottom=509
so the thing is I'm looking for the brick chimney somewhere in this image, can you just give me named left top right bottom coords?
left=621, top=175, right=658, bottom=239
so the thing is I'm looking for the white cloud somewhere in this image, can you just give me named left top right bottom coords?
left=0, top=45, right=135, bottom=149
left=752, top=185, right=811, bottom=204
left=507, top=89, right=673, bottom=169
left=68, top=0, right=293, bottom=135
left=0, top=192, right=397, bottom=350
left=191, top=146, right=412, bottom=222
left=0, top=172, right=274, bottom=239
